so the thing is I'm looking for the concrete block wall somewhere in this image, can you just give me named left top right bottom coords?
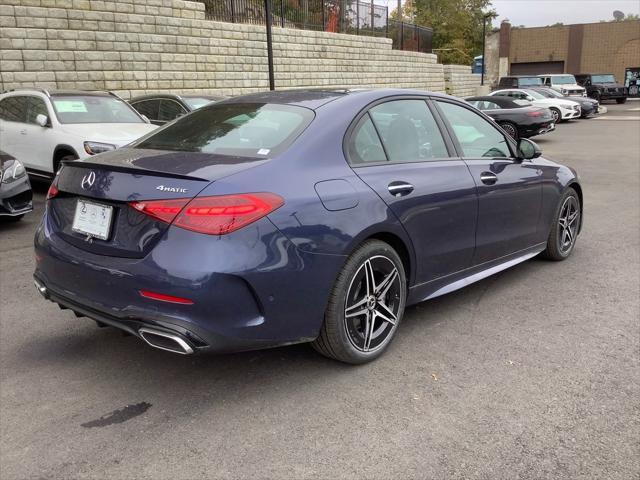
left=0, top=0, right=446, bottom=98
left=443, top=64, right=481, bottom=98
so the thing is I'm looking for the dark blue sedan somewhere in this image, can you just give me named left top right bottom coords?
left=34, top=89, right=583, bottom=364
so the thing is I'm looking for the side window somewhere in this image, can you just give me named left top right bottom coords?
left=158, top=99, right=187, bottom=122
left=369, top=99, right=449, bottom=162
left=131, top=100, right=159, bottom=120
left=26, top=97, right=48, bottom=124
left=437, top=101, right=512, bottom=159
left=347, top=114, right=387, bottom=165
left=0, top=96, right=28, bottom=123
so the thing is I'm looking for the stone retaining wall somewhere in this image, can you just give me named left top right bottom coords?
left=0, top=0, right=446, bottom=98
left=443, top=64, right=481, bottom=98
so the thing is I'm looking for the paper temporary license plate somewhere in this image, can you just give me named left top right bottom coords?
left=72, top=199, right=113, bottom=240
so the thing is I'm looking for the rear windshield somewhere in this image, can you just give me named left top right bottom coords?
left=52, top=96, right=143, bottom=124
left=134, top=103, right=314, bottom=158
left=183, top=97, right=217, bottom=110
left=519, top=77, right=543, bottom=86
left=591, top=74, right=616, bottom=83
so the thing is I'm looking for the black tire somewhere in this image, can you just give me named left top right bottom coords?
left=540, top=187, right=581, bottom=261
left=550, top=107, right=561, bottom=124
left=616, top=98, right=627, bottom=104
left=591, top=91, right=601, bottom=102
left=499, top=121, right=519, bottom=141
left=312, top=240, right=407, bottom=364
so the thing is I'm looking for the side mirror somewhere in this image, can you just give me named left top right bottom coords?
left=518, top=138, right=542, bottom=160
left=526, top=96, right=535, bottom=102
left=36, top=114, right=49, bottom=127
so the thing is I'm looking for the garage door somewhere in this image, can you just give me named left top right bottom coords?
left=510, top=61, right=565, bottom=75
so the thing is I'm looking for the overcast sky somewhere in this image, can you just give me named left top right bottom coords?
left=490, top=0, right=640, bottom=27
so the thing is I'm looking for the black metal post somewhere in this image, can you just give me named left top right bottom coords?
left=481, top=15, right=487, bottom=85
left=322, top=0, right=325, bottom=31
left=370, top=1, right=374, bottom=34
left=265, top=0, right=275, bottom=90
left=356, top=0, right=359, bottom=35
left=230, top=0, right=236, bottom=23
left=400, top=21, right=404, bottom=50
left=280, top=0, right=285, bottom=27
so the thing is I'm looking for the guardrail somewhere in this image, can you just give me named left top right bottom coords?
left=201, top=0, right=432, bottom=54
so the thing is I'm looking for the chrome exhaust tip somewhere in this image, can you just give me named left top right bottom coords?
left=34, top=279, right=48, bottom=298
left=138, top=328, right=194, bottom=355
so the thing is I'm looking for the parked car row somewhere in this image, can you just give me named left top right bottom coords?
left=497, top=73, right=628, bottom=103
left=467, top=83, right=602, bottom=141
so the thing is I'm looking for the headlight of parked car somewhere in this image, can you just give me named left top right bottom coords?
left=1, top=159, right=27, bottom=184
left=84, top=141, right=116, bottom=155
left=561, top=88, right=568, bottom=95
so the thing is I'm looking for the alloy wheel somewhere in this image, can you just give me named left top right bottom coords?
left=344, top=255, right=402, bottom=352
left=501, top=122, right=517, bottom=139
left=557, top=196, right=580, bottom=254
left=551, top=108, right=560, bottom=123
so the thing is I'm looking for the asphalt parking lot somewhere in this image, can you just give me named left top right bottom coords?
left=1, top=101, right=639, bottom=480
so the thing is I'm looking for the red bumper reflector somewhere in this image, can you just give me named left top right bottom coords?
left=139, top=290, right=194, bottom=305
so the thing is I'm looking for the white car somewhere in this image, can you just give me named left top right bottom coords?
left=0, top=89, right=157, bottom=178
left=489, top=88, right=581, bottom=124
left=538, top=74, right=586, bottom=97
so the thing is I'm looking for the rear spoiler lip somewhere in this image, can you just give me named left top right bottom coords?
left=60, top=159, right=209, bottom=182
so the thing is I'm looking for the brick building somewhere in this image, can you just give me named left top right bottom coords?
left=484, top=20, right=640, bottom=87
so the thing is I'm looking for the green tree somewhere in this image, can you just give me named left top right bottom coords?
left=410, top=0, right=495, bottom=64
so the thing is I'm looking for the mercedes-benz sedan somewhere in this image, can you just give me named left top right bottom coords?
left=34, top=89, right=583, bottom=364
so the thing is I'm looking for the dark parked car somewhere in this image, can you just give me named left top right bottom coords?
left=466, top=95, right=555, bottom=140
left=0, top=150, right=32, bottom=221
left=574, top=74, right=628, bottom=103
left=34, top=89, right=583, bottom=364
left=129, top=94, right=226, bottom=125
left=529, top=87, right=599, bottom=118
left=496, top=76, right=544, bottom=89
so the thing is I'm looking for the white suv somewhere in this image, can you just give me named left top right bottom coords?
left=538, top=74, right=586, bottom=97
left=0, top=89, right=157, bottom=178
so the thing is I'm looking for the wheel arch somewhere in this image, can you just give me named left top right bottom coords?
left=348, top=230, right=415, bottom=288
left=52, top=144, right=79, bottom=172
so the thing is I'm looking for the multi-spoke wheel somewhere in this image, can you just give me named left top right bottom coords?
left=312, top=240, right=406, bottom=364
left=550, top=107, right=561, bottom=124
left=499, top=121, right=518, bottom=141
left=541, top=187, right=581, bottom=260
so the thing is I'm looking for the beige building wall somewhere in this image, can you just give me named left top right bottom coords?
left=0, top=0, right=447, bottom=98
left=580, top=22, right=640, bottom=80
left=509, top=25, right=570, bottom=64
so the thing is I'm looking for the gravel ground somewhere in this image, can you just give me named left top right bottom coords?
left=1, top=101, right=638, bottom=480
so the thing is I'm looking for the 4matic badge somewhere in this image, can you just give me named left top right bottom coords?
left=156, top=185, right=188, bottom=193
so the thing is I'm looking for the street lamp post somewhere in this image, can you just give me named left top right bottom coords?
left=265, top=0, right=275, bottom=90
left=481, top=12, right=496, bottom=86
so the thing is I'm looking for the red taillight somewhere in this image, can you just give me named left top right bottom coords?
left=46, top=184, right=58, bottom=200
left=139, top=290, right=194, bottom=305
left=129, top=193, right=284, bottom=235
left=129, top=198, right=190, bottom=224
left=526, top=110, right=543, bottom=117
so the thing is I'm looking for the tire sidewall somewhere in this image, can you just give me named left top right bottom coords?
left=326, top=241, right=407, bottom=364
left=550, top=188, right=581, bottom=259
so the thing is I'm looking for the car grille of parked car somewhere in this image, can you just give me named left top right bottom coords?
left=567, top=89, right=583, bottom=95
left=607, top=87, right=624, bottom=93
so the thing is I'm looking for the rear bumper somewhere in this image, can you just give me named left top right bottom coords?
left=34, top=212, right=344, bottom=354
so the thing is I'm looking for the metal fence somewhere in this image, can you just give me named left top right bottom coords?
left=202, top=0, right=432, bottom=53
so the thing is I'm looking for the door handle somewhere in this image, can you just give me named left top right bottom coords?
left=388, top=181, right=414, bottom=197
left=480, top=172, right=498, bottom=185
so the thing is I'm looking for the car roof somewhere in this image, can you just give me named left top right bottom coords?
left=501, top=75, right=540, bottom=79
left=129, top=93, right=226, bottom=101
left=221, top=88, right=452, bottom=110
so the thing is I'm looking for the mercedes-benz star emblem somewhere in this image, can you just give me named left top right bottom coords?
left=81, top=171, right=96, bottom=190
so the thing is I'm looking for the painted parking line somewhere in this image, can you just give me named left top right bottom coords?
left=593, top=116, right=640, bottom=121
left=627, top=107, right=640, bottom=111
